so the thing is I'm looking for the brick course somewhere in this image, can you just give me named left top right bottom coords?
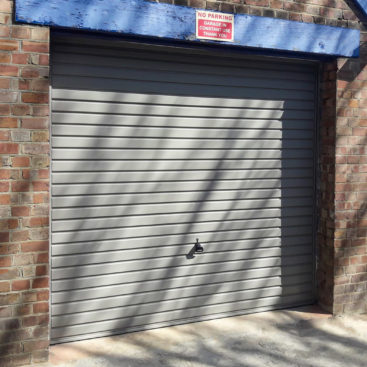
left=0, top=0, right=50, bottom=366
left=0, top=0, right=366, bottom=366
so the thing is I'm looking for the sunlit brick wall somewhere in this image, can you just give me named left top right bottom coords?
left=155, top=0, right=359, bottom=28
left=0, top=0, right=50, bottom=365
left=333, top=48, right=367, bottom=314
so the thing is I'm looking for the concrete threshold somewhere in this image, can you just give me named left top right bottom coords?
left=43, top=305, right=367, bottom=367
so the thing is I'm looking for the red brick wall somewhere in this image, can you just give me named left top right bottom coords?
left=333, top=51, right=367, bottom=314
left=160, top=0, right=359, bottom=28
left=0, top=0, right=50, bottom=366
left=0, top=0, right=366, bottom=366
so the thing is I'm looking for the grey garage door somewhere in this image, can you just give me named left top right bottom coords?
left=51, top=36, right=318, bottom=343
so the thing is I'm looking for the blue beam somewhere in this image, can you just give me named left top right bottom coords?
left=15, top=0, right=359, bottom=57
left=353, top=0, right=367, bottom=18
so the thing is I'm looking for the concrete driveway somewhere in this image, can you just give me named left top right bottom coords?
left=43, top=306, right=367, bottom=367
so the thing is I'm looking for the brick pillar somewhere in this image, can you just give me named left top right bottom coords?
left=0, top=0, right=50, bottom=365
left=332, top=42, right=367, bottom=314
left=318, top=49, right=367, bottom=314
left=317, top=60, right=337, bottom=312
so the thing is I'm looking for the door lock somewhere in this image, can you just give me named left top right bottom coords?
left=195, top=238, right=204, bottom=253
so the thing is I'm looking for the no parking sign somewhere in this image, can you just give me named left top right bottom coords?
left=196, top=10, right=234, bottom=42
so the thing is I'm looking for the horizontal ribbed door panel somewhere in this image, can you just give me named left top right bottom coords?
left=51, top=38, right=317, bottom=343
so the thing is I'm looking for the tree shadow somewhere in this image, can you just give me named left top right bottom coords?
left=48, top=308, right=367, bottom=367
left=48, top=31, right=319, bottom=345
left=2, top=0, right=365, bottom=365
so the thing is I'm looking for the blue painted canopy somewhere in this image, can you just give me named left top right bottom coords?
left=353, top=0, right=367, bottom=17
left=15, top=0, right=359, bottom=57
